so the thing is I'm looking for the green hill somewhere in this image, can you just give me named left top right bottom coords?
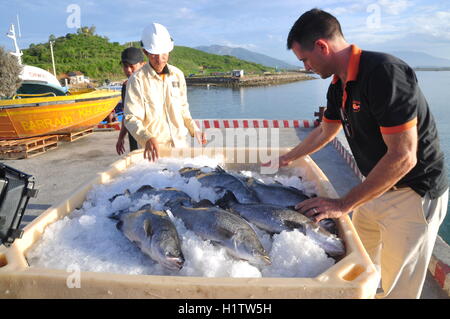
left=21, top=28, right=274, bottom=82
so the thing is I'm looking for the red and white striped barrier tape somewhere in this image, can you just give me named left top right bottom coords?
left=194, top=119, right=319, bottom=129
left=95, top=119, right=319, bottom=132
left=429, top=250, right=450, bottom=295
left=331, top=138, right=365, bottom=181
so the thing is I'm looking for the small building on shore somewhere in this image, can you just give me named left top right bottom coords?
left=232, top=70, right=244, bottom=77
left=67, top=71, right=89, bottom=85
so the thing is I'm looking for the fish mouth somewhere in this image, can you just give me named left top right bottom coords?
left=164, top=257, right=184, bottom=271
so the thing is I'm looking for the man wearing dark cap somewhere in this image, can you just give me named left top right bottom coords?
left=115, top=47, right=146, bottom=155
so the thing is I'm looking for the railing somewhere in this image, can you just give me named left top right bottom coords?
left=13, top=92, right=56, bottom=99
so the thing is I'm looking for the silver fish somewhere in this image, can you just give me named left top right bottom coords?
left=194, top=166, right=260, bottom=204
left=167, top=200, right=271, bottom=266
left=110, top=208, right=184, bottom=270
left=244, top=177, right=310, bottom=207
left=217, top=192, right=345, bottom=257
left=109, top=186, right=192, bottom=207
left=178, top=166, right=213, bottom=179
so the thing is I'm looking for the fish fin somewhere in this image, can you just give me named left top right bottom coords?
left=165, top=198, right=189, bottom=209
left=212, top=186, right=226, bottom=195
left=108, top=208, right=128, bottom=220
left=245, top=177, right=258, bottom=187
left=193, top=199, right=214, bottom=208
left=108, top=193, right=123, bottom=202
left=209, top=240, right=223, bottom=248
left=215, top=190, right=238, bottom=208
left=116, top=220, right=123, bottom=231
left=136, top=185, right=154, bottom=193
left=215, top=165, right=226, bottom=173
left=143, top=220, right=153, bottom=236
left=283, top=220, right=306, bottom=234
left=138, top=203, right=153, bottom=211
left=216, top=226, right=235, bottom=240
left=108, top=212, right=119, bottom=220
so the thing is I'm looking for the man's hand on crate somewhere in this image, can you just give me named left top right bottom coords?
left=295, top=197, right=350, bottom=223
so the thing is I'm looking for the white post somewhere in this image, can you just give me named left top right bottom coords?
left=50, top=41, right=57, bottom=77
left=6, top=24, right=23, bottom=65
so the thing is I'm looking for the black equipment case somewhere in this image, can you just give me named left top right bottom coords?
left=0, top=163, right=38, bottom=246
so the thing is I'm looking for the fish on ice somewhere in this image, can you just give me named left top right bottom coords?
left=109, top=208, right=185, bottom=270
left=217, top=191, right=345, bottom=257
left=166, top=198, right=271, bottom=266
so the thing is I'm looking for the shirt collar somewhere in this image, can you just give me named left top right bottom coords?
left=148, top=64, right=171, bottom=78
left=332, top=44, right=362, bottom=85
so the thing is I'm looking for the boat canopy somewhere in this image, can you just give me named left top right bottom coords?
left=16, top=65, right=68, bottom=97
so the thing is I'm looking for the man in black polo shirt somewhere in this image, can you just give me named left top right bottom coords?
left=263, top=9, right=448, bottom=298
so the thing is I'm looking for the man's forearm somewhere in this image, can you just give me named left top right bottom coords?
left=284, top=123, right=341, bottom=162
left=118, top=118, right=128, bottom=139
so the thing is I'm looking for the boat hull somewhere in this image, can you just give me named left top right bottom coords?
left=0, top=90, right=121, bottom=139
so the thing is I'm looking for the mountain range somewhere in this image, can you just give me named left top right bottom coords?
left=389, top=51, right=450, bottom=68
left=196, top=44, right=450, bottom=69
left=195, top=45, right=300, bottom=70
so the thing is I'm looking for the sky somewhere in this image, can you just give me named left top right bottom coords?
left=1, top=0, right=449, bottom=66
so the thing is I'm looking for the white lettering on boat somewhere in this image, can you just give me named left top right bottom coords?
left=21, top=116, right=74, bottom=131
left=77, top=104, right=111, bottom=117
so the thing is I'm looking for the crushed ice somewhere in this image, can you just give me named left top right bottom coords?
left=27, top=156, right=335, bottom=278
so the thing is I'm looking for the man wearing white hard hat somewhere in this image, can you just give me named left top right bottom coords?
left=124, top=23, right=206, bottom=161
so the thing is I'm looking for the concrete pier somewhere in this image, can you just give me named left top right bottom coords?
left=186, top=72, right=315, bottom=87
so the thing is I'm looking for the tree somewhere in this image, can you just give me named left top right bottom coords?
left=0, top=46, right=23, bottom=97
left=88, top=26, right=96, bottom=35
left=77, top=26, right=96, bottom=36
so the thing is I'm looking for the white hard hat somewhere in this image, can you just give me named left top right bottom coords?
left=141, top=23, right=174, bottom=55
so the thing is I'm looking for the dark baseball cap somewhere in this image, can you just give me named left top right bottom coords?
left=120, top=47, right=144, bottom=65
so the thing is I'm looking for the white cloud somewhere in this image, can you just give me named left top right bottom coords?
left=219, top=40, right=257, bottom=51
left=324, top=2, right=368, bottom=16
left=413, top=11, right=450, bottom=40
left=378, top=0, right=412, bottom=15
left=267, top=34, right=283, bottom=42
left=176, top=7, right=195, bottom=19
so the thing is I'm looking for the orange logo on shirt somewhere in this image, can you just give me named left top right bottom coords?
left=352, top=100, right=361, bottom=112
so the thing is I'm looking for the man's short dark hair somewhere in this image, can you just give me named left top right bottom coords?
left=287, top=8, right=344, bottom=51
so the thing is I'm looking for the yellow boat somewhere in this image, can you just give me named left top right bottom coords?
left=0, top=24, right=121, bottom=140
left=0, top=89, right=121, bottom=139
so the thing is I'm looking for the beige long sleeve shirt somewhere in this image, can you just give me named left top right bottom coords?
left=124, top=63, right=199, bottom=148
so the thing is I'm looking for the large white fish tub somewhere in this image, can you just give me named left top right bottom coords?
left=0, top=147, right=379, bottom=299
